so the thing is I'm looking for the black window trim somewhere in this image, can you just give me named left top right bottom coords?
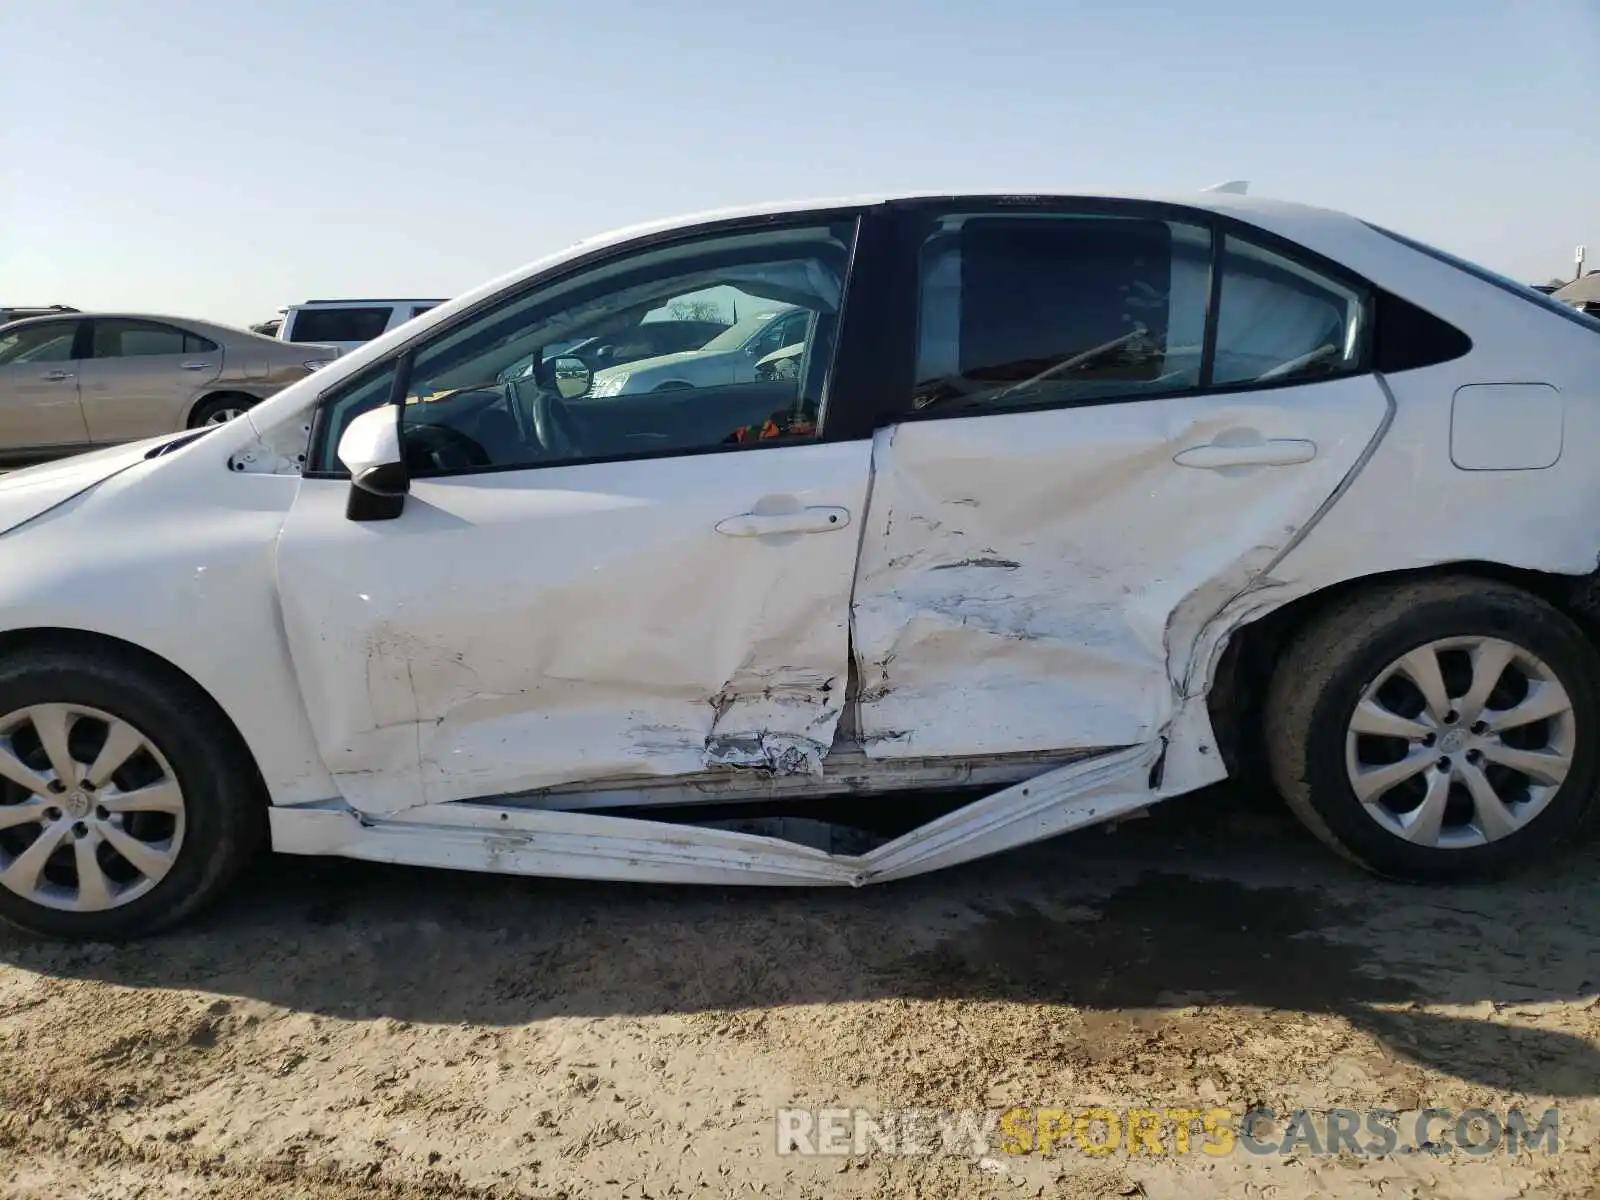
left=304, top=205, right=880, bottom=481
left=84, top=317, right=218, bottom=360
left=879, top=194, right=1381, bottom=428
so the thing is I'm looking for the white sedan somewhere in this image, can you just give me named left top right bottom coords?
left=2, top=190, right=1598, bottom=941
left=586, top=305, right=812, bottom=396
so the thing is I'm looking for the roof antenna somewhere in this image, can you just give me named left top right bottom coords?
left=1203, top=180, right=1250, bottom=195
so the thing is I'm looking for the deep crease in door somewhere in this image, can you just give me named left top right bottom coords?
left=847, top=377, right=1393, bottom=761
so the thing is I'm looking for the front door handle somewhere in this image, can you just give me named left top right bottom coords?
left=180, top=361, right=210, bottom=370
left=41, top=370, right=74, bottom=382
left=715, top=506, right=850, bottom=537
left=1174, top=438, right=1317, bottom=469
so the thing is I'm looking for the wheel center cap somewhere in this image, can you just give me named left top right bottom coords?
left=1439, top=728, right=1468, bottom=754
left=63, top=790, right=91, bottom=818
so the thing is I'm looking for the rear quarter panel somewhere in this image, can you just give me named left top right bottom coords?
left=1172, top=207, right=1600, bottom=766
left=1223, top=207, right=1600, bottom=584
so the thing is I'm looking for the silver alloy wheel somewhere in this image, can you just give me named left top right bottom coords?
left=1345, top=636, right=1575, bottom=848
left=204, top=406, right=245, bottom=425
left=0, top=705, right=186, bottom=912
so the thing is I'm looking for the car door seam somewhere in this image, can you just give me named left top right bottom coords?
left=1172, top=371, right=1399, bottom=699
left=1257, top=371, right=1398, bottom=580
left=841, top=432, right=884, bottom=737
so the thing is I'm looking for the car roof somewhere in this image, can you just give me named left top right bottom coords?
left=1553, top=273, right=1600, bottom=305
left=520, top=190, right=1364, bottom=294
left=474, top=189, right=1352, bottom=303
left=554, top=188, right=1351, bottom=243
left=287, top=189, right=1377, bottom=391
left=290, top=298, right=447, bottom=307
left=0, top=311, right=305, bottom=345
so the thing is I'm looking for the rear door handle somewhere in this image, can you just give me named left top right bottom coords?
left=715, top=506, right=850, bottom=537
left=41, top=370, right=73, bottom=382
left=180, top=361, right=210, bottom=370
left=1174, top=438, right=1317, bottom=469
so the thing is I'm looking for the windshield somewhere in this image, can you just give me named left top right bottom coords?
left=1366, top=223, right=1600, bottom=335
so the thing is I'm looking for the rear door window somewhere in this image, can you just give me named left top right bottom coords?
left=91, top=319, right=217, bottom=358
left=908, top=207, right=1373, bottom=414
left=1211, top=236, right=1366, bottom=386
left=289, top=307, right=395, bottom=343
left=912, top=213, right=1212, bottom=412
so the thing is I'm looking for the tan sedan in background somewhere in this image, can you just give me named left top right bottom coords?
left=0, top=313, right=337, bottom=463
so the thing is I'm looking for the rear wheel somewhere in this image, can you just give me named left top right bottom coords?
left=0, top=647, right=265, bottom=940
left=1265, top=578, right=1600, bottom=881
left=189, top=394, right=257, bottom=427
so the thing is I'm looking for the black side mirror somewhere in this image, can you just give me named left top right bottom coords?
left=337, top=404, right=409, bottom=521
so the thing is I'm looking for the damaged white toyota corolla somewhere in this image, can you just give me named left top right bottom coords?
left=4, top=191, right=1600, bottom=940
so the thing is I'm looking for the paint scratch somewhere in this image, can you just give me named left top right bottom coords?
left=930, top=557, right=1021, bottom=571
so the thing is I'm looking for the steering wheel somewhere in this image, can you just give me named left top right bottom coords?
left=528, top=389, right=582, bottom=460
left=404, top=422, right=492, bottom=473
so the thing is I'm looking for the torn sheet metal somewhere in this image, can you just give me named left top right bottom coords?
left=273, top=443, right=871, bottom=815
left=703, top=667, right=840, bottom=775
left=850, top=377, right=1391, bottom=762
left=499, top=744, right=1091, bottom=811
left=856, top=741, right=1159, bottom=881
left=269, top=743, right=1159, bottom=885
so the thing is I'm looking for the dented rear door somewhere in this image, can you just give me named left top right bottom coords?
left=850, top=201, right=1390, bottom=760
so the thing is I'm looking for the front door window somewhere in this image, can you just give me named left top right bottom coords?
left=313, top=220, right=859, bottom=477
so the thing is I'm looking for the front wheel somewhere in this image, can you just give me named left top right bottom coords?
left=1265, top=578, right=1600, bottom=882
left=189, top=394, right=257, bottom=428
left=0, top=647, right=265, bottom=940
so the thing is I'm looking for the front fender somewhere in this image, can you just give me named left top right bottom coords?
left=0, top=452, right=337, bottom=807
left=0, top=436, right=184, bottom=536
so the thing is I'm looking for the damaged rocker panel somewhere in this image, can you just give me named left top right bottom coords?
left=269, top=743, right=1162, bottom=886
left=471, top=741, right=1100, bottom=812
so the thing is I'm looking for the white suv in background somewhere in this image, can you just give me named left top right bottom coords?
left=275, top=298, right=445, bottom=355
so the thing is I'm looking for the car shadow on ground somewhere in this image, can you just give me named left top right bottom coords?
left=3, top=786, right=1598, bottom=1098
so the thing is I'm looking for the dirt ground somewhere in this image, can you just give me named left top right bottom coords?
left=1, top=787, right=1596, bottom=1199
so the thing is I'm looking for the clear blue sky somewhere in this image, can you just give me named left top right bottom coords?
left=3, top=0, right=1595, bottom=326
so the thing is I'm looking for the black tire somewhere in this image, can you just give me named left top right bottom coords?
left=0, top=645, right=266, bottom=940
left=1264, top=577, right=1600, bottom=882
left=188, top=393, right=258, bottom=428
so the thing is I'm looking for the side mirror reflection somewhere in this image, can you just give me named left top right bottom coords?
left=549, top=355, right=593, bottom=399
